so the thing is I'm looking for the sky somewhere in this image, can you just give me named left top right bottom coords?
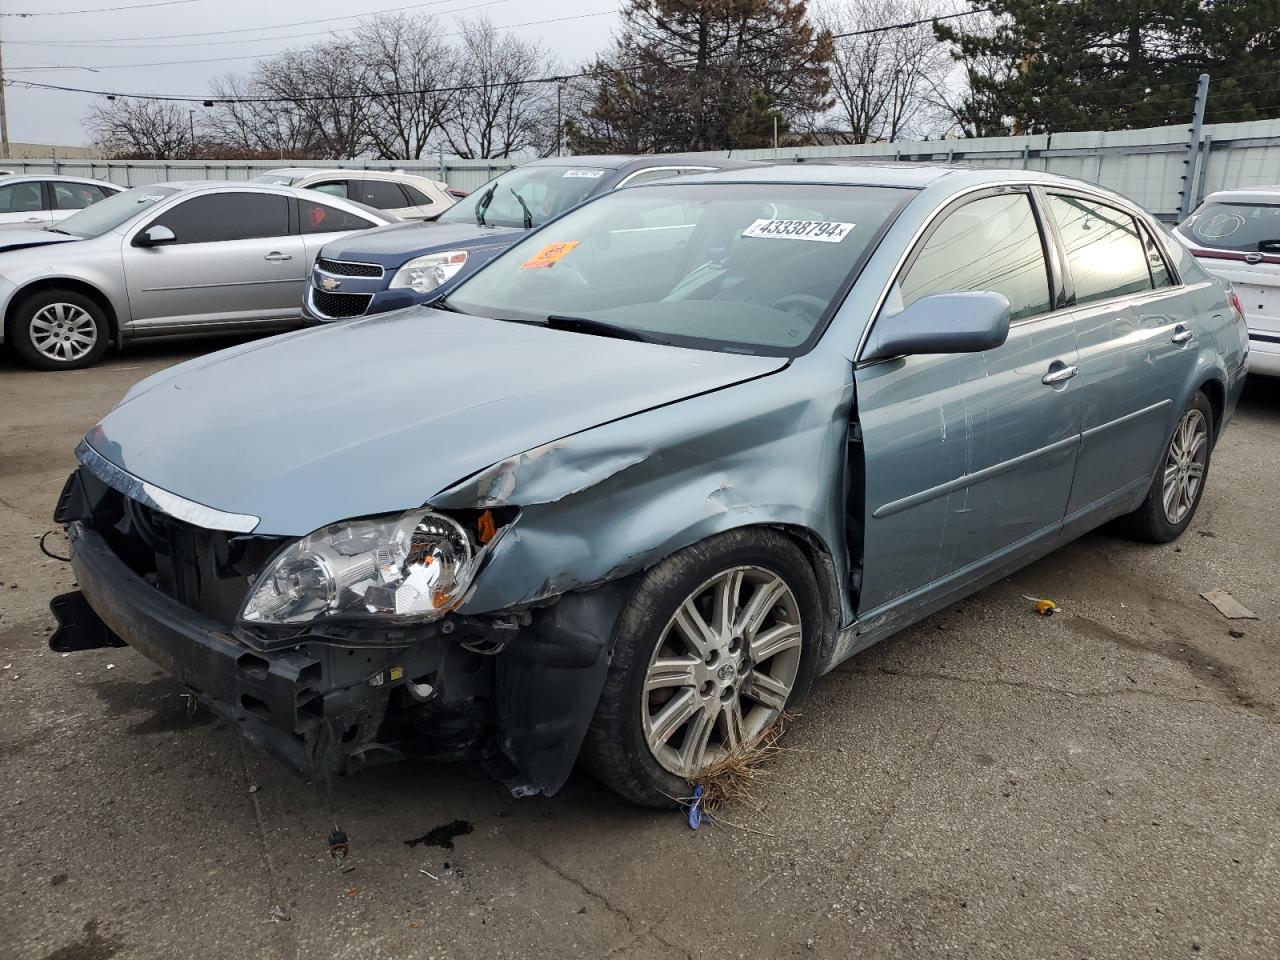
left=1, top=0, right=625, bottom=146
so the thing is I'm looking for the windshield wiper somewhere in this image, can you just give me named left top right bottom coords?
left=431, top=299, right=467, bottom=314
left=474, top=182, right=499, bottom=227
left=510, top=188, right=534, bottom=229
left=545, top=314, right=669, bottom=345
left=43, top=227, right=73, bottom=235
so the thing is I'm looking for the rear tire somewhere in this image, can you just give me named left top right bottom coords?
left=580, top=528, right=822, bottom=808
left=10, top=289, right=109, bottom=371
left=1116, top=391, right=1214, bottom=543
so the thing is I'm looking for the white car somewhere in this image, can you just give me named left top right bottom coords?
left=0, top=175, right=122, bottom=230
left=1175, top=186, right=1280, bottom=376
left=251, top=168, right=454, bottom=222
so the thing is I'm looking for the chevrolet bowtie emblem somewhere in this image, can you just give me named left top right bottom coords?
left=320, top=276, right=341, bottom=291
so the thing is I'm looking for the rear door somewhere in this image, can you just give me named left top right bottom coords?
left=121, top=190, right=306, bottom=331
left=855, top=188, right=1081, bottom=616
left=0, top=180, right=51, bottom=228
left=1042, top=192, right=1196, bottom=515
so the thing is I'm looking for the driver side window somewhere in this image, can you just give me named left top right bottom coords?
left=894, top=193, right=1052, bottom=322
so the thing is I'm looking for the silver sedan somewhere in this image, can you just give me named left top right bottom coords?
left=0, top=181, right=397, bottom=370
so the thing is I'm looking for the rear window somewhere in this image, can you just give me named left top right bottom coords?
left=1179, top=201, right=1280, bottom=252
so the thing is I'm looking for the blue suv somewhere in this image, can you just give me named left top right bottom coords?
left=303, top=155, right=745, bottom=322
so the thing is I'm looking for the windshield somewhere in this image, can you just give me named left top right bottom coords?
left=56, top=185, right=181, bottom=238
left=251, top=173, right=299, bottom=186
left=1179, top=201, right=1280, bottom=252
left=446, top=182, right=911, bottom=356
left=438, top=164, right=610, bottom=228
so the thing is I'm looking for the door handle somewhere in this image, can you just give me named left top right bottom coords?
left=1171, top=326, right=1194, bottom=345
left=1042, top=364, right=1078, bottom=386
left=264, top=252, right=293, bottom=262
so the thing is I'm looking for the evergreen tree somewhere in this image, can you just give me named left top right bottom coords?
left=936, top=0, right=1280, bottom=135
left=567, top=0, right=833, bottom=153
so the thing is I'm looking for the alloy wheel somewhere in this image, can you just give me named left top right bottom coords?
left=1162, top=408, right=1208, bottom=524
left=29, top=303, right=97, bottom=363
left=641, top=565, right=801, bottom=779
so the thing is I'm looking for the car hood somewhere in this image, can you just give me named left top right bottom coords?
left=87, top=308, right=786, bottom=535
left=0, top=229, right=81, bottom=254
left=320, top=220, right=524, bottom=268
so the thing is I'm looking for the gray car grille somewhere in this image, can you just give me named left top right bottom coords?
left=310, top=288, right=373, bottom=319
left=316, top=258, right=384, bottom=278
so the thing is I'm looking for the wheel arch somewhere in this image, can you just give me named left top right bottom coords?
left=1196, top=374, right=1226, bottom=440
left=4, top=277, right=121, bottom=345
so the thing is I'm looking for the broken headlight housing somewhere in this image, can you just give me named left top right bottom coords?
left=239, top=509, right=488, bottom=627
left=389, top=250, right=469, bottom=293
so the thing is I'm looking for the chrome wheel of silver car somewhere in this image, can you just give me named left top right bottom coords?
left=1162, top=408, right=1209, bottom=524
left=29, top=303, right=98, bottom=363
left=641, top=565, right=801, bottom=778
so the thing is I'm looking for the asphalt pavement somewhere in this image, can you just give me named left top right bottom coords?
left=1, top=336, right=1277, bottom=960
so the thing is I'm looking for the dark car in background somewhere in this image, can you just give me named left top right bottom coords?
left=302, top=154, right=748, bottom=322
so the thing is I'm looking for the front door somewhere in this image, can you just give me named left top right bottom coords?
left=855, top=189, right=1081, bottom=618
left=1043, top=192, right=1199, bottom=514
left=0, top=180, right=51, bottom=229
left=122, top=190, right=305, bottom=331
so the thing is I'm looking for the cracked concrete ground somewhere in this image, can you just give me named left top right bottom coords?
left=2, top=337, right=1278, bottom=960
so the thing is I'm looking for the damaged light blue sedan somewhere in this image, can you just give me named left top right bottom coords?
left=51, top=165, right=1248, bottom=806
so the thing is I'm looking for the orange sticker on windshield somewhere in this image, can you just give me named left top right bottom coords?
left=520, top=241, right=579, bottom=270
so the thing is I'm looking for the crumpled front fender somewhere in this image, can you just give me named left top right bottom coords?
left=436, top=347, right=856, bottom=627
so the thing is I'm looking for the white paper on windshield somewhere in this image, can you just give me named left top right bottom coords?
left=563, top=169, right=606, bottom=178
left=742, top=218, right=856, bottom=242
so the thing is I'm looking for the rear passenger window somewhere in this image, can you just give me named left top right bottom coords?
left=352, top=179, right=410, bottom=210
left=895, top=193, right=1051, bottom=322
left=148, top=192, right=289, bottom=244
left=300, top=199, right=375, bottom=234
left=1048, top=195, right=1153, bottom=304
left=53, top=183, right=111, bottom=210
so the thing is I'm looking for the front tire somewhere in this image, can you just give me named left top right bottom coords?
left=580, top=528, right=822, bottom=808
left=10, top=290, right=109, bottom=370
left=1117, top=391, right=1214, bottom=543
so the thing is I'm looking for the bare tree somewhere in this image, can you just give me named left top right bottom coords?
left=443, top=17, right=560, bottom=159
left=817, top=0, right=955, bottom=143
left=356, top=13, right=457, bottom=160
left=207, top=75, right=322, bottom=158
left=86, top=97, right=198, bottom=159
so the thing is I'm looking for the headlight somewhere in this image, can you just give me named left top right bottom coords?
left=240, top=509, right=489, bottom=627
left=389, top=250, right=469, bottom=293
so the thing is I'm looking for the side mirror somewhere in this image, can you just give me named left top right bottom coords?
left=862, top=291, right=1012, bottom=361
left=136, top=224, right=176, bottom=247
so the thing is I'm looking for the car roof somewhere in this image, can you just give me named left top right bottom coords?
left=522, top=154, right=750, bottom=173
left=1199, top=186, right=1280, bottom=205
left=655, top=161, right=1144, bottom=197
left=0, top=173, right=117, bottom=187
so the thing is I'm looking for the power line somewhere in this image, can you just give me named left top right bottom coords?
left=5, top=0, right=513, bottom=44
left=1, top=0, right=199, bottom=15
left=1, top=10, right=619, bottom=70
left=3, top=8, right=992, bottom=102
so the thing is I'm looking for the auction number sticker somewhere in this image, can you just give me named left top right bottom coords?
left=521, top=240, right=580, bottom=269
left=742, top=218, right=855, bottom=242
left=563, top=169, right=606, bottom=179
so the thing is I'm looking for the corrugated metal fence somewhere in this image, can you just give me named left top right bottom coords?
left=6, top=117, right=1279, bottom=219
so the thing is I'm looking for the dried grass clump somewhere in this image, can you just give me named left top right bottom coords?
left=692, top=718, right=790, bottom=818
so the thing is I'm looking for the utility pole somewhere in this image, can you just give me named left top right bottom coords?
left=556, top=80, right=563, bottom=157
left=0, top=12, right=10, bottom=161
left=1177, top=73, right=1211, bottom=222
